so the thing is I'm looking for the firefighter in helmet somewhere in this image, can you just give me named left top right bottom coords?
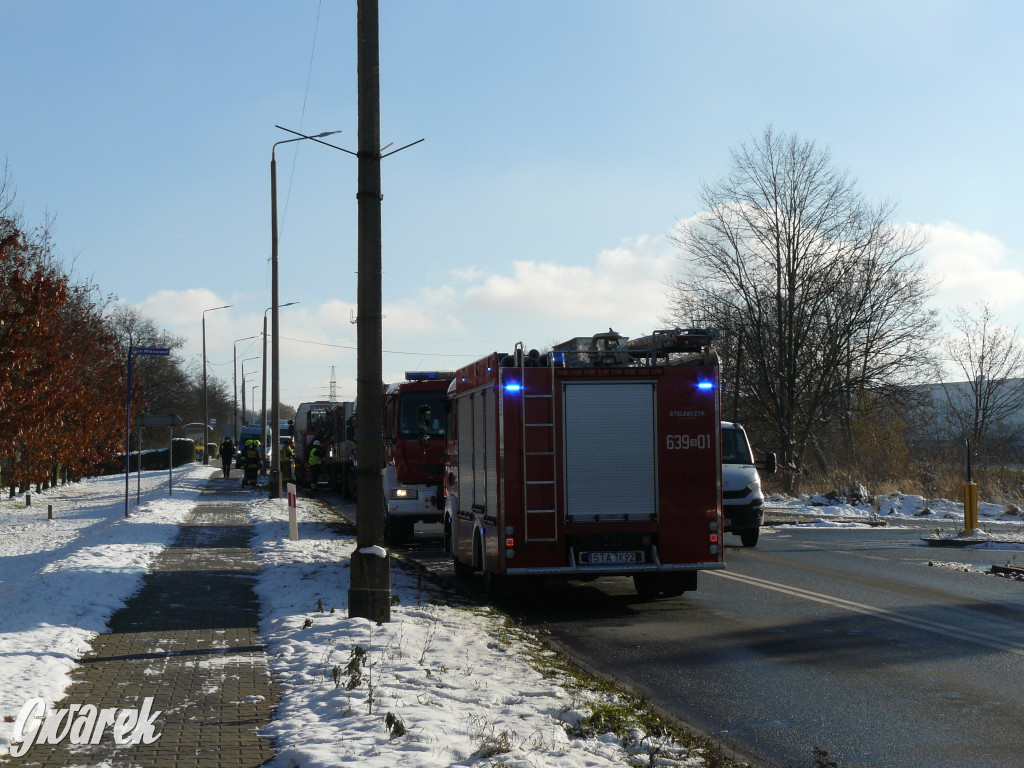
left=307, top=439, right=323, bottom=489
left=279, top=438, right=295, bottom=485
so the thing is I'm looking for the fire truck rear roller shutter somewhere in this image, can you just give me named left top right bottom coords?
left=563, top=382, right=657, bottom=522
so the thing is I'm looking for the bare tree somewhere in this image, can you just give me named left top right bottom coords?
left=667, top=127, right=937, bottom=487
left=106, top=304, right=198, bottom=444
left=939, top=302, right=1024, bottom=458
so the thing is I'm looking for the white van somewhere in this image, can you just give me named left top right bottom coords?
left=721, top=422, right=776, bottom=547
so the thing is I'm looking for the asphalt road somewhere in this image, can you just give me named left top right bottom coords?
left=324, top=495, right=1024, bottom=768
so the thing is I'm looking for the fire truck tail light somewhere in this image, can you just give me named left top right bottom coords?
left=505, top=537, right=514, bottom=548
left=391, top=488, right=418, bottom=499
left=710, top=544, right=720, bottom=555
left=709, top=533, right=719, bottom=543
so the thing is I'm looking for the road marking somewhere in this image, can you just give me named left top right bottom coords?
left=709, top=570, right=1024, bottom=657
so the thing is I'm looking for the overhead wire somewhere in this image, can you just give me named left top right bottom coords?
left=280, top=0, right=323, bottom=237
left=277, top=336, right=477, bottom=358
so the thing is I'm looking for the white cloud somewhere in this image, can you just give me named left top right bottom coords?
left=135, top=223, right=1024, bottom=407
left=918, top=221, right=1024, bottom=324
left=131, top=235, right=689, bottom=404
left=138, top=288, right=232, bottom=329
left=458, top=234, right=677, bottom=334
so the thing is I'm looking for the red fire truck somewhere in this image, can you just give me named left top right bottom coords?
left=443, top=329, right=724, bottom=597
left=292, top=400, right=356, bottom=495
left=383, top=371, right=455, bottom=544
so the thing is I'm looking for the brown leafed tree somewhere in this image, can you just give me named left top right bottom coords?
left=1, top=164, right=129, bottom=486
left=0, top=225, right=70, bottom=485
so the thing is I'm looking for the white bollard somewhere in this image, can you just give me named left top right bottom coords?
left=287, top=482, right=299, bottom=541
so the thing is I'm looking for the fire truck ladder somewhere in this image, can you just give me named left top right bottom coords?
left=518, top=343, right=558, bottom=543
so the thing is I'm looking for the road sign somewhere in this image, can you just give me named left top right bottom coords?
left=133, top=347, right=170, bottom=356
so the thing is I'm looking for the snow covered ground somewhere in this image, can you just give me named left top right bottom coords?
left=765, top=489, right=1024, bottom=546
left=0, top=466, right=712, bottom=766
left=2, top=465, right=1023, bottom=765
left=0, top=467, right=205, bottom=752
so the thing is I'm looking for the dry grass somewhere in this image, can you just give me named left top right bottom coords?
left=768, top=452, right=1024, bottom=509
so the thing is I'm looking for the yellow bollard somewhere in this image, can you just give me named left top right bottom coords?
left=963, top=482, right=979, bottom=534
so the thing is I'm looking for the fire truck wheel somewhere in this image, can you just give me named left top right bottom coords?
left=452, top=556, right=474, bottom=581
left=484, top=570, right=508, bottom=598
left=633, top=572, right=696, bottom=598
left=384, top=514, right=414, bottom=545
left=739, top=529, right=760, bottom=548
left=384, top=514, right=401, bottom=545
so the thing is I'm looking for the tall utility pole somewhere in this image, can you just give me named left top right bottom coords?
left=349, top=0, right=391, bottom=622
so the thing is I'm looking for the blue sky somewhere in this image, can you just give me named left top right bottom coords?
left=2, top=1, right=1023, bottom=407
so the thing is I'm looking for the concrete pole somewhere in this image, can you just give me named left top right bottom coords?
left=202, top=314, right=208, bottom=464
left=270, top=150, right=282, bottom=498
left=349, top=0, right=391, bottom=622
left=261, top=312, right=269, bottom=474
left=233, top=344, right=238, bottom=443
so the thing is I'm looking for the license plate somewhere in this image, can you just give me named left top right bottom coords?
left=580, top=551, right=644, bottom=565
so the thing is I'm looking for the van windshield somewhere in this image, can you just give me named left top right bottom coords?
left=721, top=427, right=753, bottom=464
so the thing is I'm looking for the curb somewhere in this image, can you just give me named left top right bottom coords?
left=921, top=537, right=1022, bottom=548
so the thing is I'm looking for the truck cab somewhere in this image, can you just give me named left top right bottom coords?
left=721, top=421, right=775, bottom=547
left=382, top=372, right=454, bottom=544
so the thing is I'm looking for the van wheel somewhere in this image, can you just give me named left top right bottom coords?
left=740, top=529, right=760, bottom=548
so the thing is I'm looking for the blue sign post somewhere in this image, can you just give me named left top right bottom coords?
left=124, top=346, right=172, bottom=517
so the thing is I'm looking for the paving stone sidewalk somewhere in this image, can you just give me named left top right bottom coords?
left=4, top=478, right=278, bottom=768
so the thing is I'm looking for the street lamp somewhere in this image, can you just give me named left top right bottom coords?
left=202, top=304, right=232, bottom=464
left=251, top=384, right=259, bottom=426
left=241, top=357, right=259, bottom=427
left=234, top=335, right=259, bottom=442
left=262, top=301, right=298, bottom=475
left=270, top=128, right=342, bottom=499
left=270, top=128, right=341, bottom=498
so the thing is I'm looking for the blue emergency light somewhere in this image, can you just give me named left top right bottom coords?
left=697, top=380, right=714, bottom=391
left=406, top=371, right=456, bottom=381
left=504, top=382, right=522, bottom=393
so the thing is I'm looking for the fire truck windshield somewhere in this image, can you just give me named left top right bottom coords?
left=398, top=392, right=446, bottom=439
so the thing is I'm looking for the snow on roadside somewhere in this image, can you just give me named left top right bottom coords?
left=247, top=498, right=710, bottom=768
left=0, top=463, right=216, bottom=755
left=768, top=489, right=1024, bottom=528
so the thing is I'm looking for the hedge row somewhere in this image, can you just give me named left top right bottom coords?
left=98, top=438, right=197, bottom=475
